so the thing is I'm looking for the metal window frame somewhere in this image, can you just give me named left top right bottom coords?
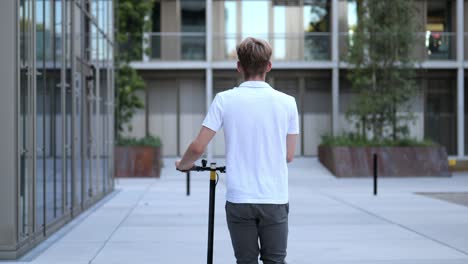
left=456, top=0, right=464, bottom=157
left=7, top=0, right=115, bottom=258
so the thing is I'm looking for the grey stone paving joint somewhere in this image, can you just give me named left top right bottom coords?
left=417, top=192, right=468, bottom=208
left=1, top=158, right=468, bottom=264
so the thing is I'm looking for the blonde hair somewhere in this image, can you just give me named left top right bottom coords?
left=236, top=37, right=272, bottom=78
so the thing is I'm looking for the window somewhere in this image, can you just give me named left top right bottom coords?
left=151, top=1, right=161, bottom=59
left=303, top=0, right=330, bottom=60
left=426, top=0, right=454, bottom=59
left=181, top=0, right=205, bottom=60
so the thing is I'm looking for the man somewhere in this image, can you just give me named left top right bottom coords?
left=175, top=37, right=299, bottom=264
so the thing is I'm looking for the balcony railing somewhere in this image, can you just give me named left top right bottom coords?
left=142, top=32, right=461, bottom=62
left=143, top=32, right=331, bottom=62
left=339, top=32, right=456, bottom=61
left=213, top=33, right=331, bottom=61
left=145, top=32, right=206, bottom=61
left=422, top=32, right=456, bottom=60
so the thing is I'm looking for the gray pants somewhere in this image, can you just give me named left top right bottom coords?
left=225, top=201, right=289, bottom=264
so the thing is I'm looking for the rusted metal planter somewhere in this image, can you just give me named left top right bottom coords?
left=114, top=146, right=162, bottom=178
left=318, top=145, right=451, bottom=177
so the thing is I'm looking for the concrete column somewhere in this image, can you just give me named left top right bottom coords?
left=331, top=0, right=339, bottom=136
left=206, top=0, right=213, bottom=63
left=0, top=0, right=18, bottom=254
left=212, top=1, right=225, bottom=60
left=206, top=0, right=214, bottom=161
left=161, top=0, right=180, bottom=60
left=236, top=1, right=242, bottom=44
left=457, top=0, right=465, bottom=157
left=285, top=7, right=303, bottom=60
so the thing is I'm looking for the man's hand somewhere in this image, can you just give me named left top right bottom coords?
left=175, top=160, right=194, bottom=171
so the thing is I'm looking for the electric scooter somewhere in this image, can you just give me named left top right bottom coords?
left=179, top=159, right=226, bottom=264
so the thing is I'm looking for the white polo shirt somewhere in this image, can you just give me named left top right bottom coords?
left=202, top=81, right=299, bottom=204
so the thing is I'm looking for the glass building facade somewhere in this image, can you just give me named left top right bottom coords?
left=0, top=0, right=114, bottom=259
left=131, top=0, right=468, bottom=159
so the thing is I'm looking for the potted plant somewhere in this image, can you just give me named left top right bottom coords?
left=318, top=0, right=450, bottom=177
left=318, top=134, right=450, bottom=177
left=114, top=135, right=163, bottom=178
left=113, top=0, right=163, bottom=178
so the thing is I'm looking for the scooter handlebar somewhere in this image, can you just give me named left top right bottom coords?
left=177, top=165, right=226, bottom=173
left=190, top=165, right=226, bottom=173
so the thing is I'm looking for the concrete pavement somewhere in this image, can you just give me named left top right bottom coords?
left=4, top=157, right=468, bottom=264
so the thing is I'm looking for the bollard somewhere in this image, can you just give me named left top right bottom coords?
left=186, top=171, right=190, bottom=196
left=373, top=153, right=378, bottom=196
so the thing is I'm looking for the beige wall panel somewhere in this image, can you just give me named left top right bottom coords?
left=148, top=80, right=178, bottom=156
left=212, top=1, right=226, bottom=60
left=161, top=0, right=180, bottom=60
left=285, top=7, right=304, bottom=60
left=304, top=114, right=331, bottom=156
left=179, top=79, right=205, bottom=154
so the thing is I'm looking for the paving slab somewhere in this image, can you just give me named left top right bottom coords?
left=9, top=157, right=468, bottom=264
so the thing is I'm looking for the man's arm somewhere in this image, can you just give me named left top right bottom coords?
left=176, top=126, right=216, bottom=170
left=286, top=134, right=297, bottom=163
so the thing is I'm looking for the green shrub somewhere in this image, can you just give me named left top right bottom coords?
left=116, top=135, right=162, bottom=148
left=321, top=134, right=435, bottom=147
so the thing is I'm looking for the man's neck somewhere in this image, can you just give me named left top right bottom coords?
left=244, top=75, right=266, bottom=82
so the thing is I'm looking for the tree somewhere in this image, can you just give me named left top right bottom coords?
left=305, top=0, right=330, bottom=60
left=345, top=0, right=419, bottom=141
left=115, top=0, right=153, bottom=138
